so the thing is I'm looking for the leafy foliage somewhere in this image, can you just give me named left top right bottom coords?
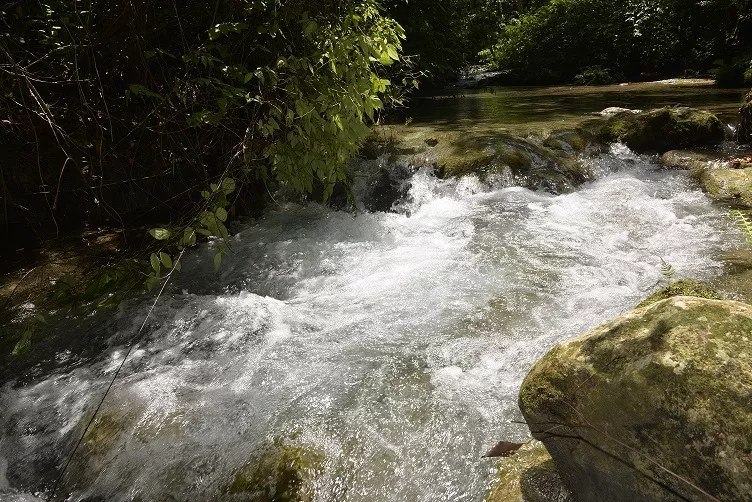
left=485, top=0, right=752, bottom=85
left=573, top=66, right=615, bottom=86
left=381, top=0, right=504, bottom=84
left=0, top=0, right=412, bottom=247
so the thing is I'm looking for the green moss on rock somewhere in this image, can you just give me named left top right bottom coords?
left=637, top=279, right=722, bottom=308
left=218, top=441, right=324, bottom=501
left=596, top=107, right=725, bottom=153
left=519, top=297, right=752, bottom=502
left=694, top=167, right=752, bottom=207
left=487, top=440, right=572, bottom=502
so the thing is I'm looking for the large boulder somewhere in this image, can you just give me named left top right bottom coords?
left=451, top=134, right=594, bottom=194
left=519, top=297, right=752, bottom=502
left=597, top=107, right=725, bottom=153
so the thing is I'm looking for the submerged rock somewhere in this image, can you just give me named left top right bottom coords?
left=636, top=279, right=722, bottom=308
left=487, top=440, right=572, bottom=502
left=519, top=296, right=752, bottom=502
left=217, top=441, right=324, bottom=501
left=596, top=107, right=725, bottom=153
left=693, top=166, right=752, bottom=207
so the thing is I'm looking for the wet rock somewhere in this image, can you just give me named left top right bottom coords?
left=636, top=279, right=722, bottom=308
left=597, top=107, right=642, bottom=117
left=693, top=166, right=752, bottom=207
left=519, top=296, right=752, bottom=502
left=217, top=441, right=324, bottom=501
left=454, top=134, right=593, bottom=194
left=711, top=249, right=752, bottom=304
left=659, top=150, right=720, bottom=170
left=487, top=440, right=572, bottom=502
left=541, top=129, right=600, bottom=154
left=362, top=165, right=415, bottom=212
left=597, top=107, right=725, bottom=153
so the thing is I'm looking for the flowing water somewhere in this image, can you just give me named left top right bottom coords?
left=0, top=82, right=747, bottom=501
left=0, top=144, right=742, bottom=501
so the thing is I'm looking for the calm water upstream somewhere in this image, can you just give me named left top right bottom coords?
left=0, top=83, right=747, bottom=501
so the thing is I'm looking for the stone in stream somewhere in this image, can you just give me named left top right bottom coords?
left=594, top=106, right=725, bottom=153
left=217, top=441, right=324, bottom=501
left=659, top=150, right=724, bottom=171
left=486, top=440, right=573, bottom=502
left=518, top=296, right=752, bottom=502
left=692, top=166, right=752, bottom=208
left=712, top=249, right=752, bottom=305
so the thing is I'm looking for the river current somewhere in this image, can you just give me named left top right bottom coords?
left=0, top=144, right=741, bottom=501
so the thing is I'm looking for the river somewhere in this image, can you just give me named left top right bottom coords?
left=0, top=81, right=747, bottom=501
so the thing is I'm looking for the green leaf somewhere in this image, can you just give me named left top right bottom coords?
left=221, top=178, right=236, bottom=194
left=216, top=207, right=228, bottom=222
left=386, top=44, right=399, bottom=61
left=214, top=251, right=222, bottom=272
left=144, top=275, right=161, bottom=292
left=303, top=20, right=318, bottom=38
left=160, top=252, right=173, bottom=269
left=174, top=260, right=182, bottom=272
left=149, top=228, right=171, bottom=240
left=150, top=253, right=161, bottom=274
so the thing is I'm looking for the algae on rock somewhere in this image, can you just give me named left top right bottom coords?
left=519, top=297, right=752, bottom=502
left=487, top=440, right=572, bottom=502
left=217, top=441, right=324, bottom=502
left=636, top=279, right=722, bottom=308
left=595, top=107, right=725, bottom=153
left=693, top=166, right=752, bottom=208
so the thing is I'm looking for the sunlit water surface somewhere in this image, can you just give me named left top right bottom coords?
left=0, top=145, right=740, bottom=501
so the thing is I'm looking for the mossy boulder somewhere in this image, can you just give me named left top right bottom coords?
left=519, top=297, right=752, bottom=502
left=541, top=129, right=599, bottom=154
left=452, top=134, right=592, bottom=194
left=487, top=440, right=572, bottom=502
left=217, top=441, right=324, bottom=501
left=636, top=279, right=722, bottom=308
left=694, top=166, right=752, bottom=207
left=597, top=107, right=725, bottom=153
